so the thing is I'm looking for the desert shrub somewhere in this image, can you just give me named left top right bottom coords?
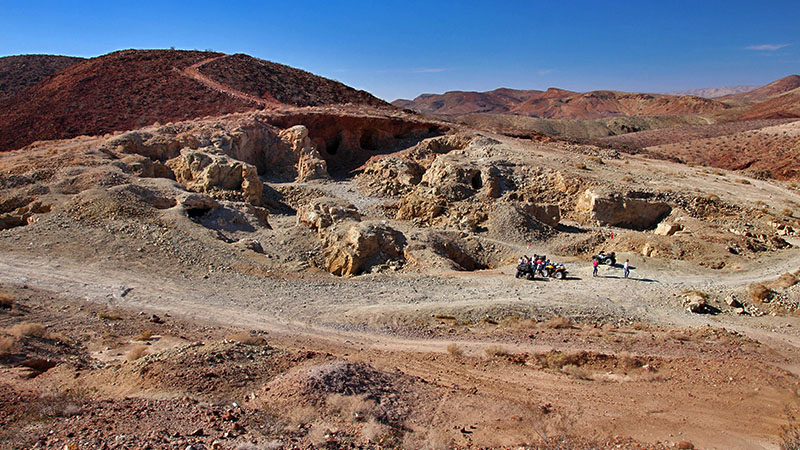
left=0, top=292, right=14, bottom=309
left=587, top=156, right=603, bottom=165
left=572, top=161, right=588, bottom=170
left=784, top=209, right=795, bottom=217
left=620, top=175, right=634, bottom=183
left=433, top=314, right=456, bottom=320
left=704, top=193, right=720, bottom=202
left=618, top=351, right=642, bottom=370
left=737, top=179, right=751, bottom=185
left=98, top=312, right=121, bottom=320
left=561, top=364, right=592, bottom=380
left=327, top=393, right=375, bottom=422
left=361, top=418, right=391, bottom=443
left=749, top=282, right=774, bottom=303
left=135, top=330, right=153, bottom=341
left=446, top=343, right=463, bottom=357
left=484, top=345, right=510, bottom=358
left=37, top=391, right=83, bottom=418
left=8, top=322, right=46, bottom=338
left=0, top=336, right=16, bottom=355
left=542, top=316, right=574, bottom=329
left=126, top=344, right=149, bottom=361
left=227, top=332, right=268, bottom=346
left=774, top=273, right=800, bottom=289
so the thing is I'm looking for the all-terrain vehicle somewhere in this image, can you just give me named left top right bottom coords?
left=592, top=251, right=616, bottom=266
left=515, top=262, right=536, bottom=280
left=541, top=263, right=568, bottom=279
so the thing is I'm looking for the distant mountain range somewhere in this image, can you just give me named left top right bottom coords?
left=664, top=85, right=758, bottom=98
left=393, top=75, right=800, bottom=121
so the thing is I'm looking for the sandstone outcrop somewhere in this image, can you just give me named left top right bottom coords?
left=575, top=189, right=671, bottom=230
left=297, top=197, right=361, bottom=233
left=323, top=221, right=405, bottom=277
left=278, top=125, right=329, bottom=181
left=166, top=148, right=263, bottom=205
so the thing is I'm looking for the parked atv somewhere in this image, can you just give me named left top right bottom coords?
left=541, top=263, right=568, bottom=279
left=515, top=263, right=536, bottom=280
left=592, top=251, right=616, bottom=266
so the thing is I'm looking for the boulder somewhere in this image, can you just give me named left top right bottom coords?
left=297, top=197, right=361, bottom=232
left=324, top=222, right=404, bottom=276
left=682, top=291, right=708, bottom=313
left=279, top=125, right=329, bottom=181
left=396, top=193, right=446, bottom=223
left=575, top=189, right=671, bottom=230
left=356, top=157, right=425, bottom=196
left=520, top=203, right=561, bottom=228
left=654, top=222, right=682, bottom=236
left=166, top=147, right=263, bottom=205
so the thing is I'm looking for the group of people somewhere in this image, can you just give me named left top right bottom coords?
left=517, top=254, right=564, bottom=273
left=592, top=256, right=630, bottom=278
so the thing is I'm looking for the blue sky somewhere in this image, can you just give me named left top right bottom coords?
left=1, top=0, right=798, bottom=101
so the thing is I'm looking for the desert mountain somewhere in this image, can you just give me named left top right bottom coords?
left=394, top=87, right=729, bottom=120
left=720, top=75, right=800, bottom=104
left=0, top=49, right=388, bottom=151
left=0, top=54, right=84, bottom=102
left=665, top=85, right=758, bottom=98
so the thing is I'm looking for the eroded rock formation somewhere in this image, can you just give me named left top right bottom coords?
left=166, top=148, right=263, bottom=205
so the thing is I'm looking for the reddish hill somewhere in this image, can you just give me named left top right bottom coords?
left=394, top=87, right=728, bottom=119
left=720, top=75, right=800, bottom=104
left=0, top=49, right=389, bottom=151
left=0, top=54, right=84, bottom=102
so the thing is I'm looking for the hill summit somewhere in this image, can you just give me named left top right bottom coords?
left=0, top=49, right=389, bottom=151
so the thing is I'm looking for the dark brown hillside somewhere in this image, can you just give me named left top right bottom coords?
left=0, top=49, right=392, bottom=151
left=198, top=53, right=388, bottom=107
left=0, top=54, right=84, bottom=102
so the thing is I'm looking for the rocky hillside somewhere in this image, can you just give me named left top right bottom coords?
left=0, top=54, right=84, bottom=102
left=0, top=49, right=390, bottom=151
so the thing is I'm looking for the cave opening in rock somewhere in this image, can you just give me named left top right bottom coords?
left=186, top=206, right=212, bottom=219
left=326, top=135, right=340, bottom=155
left=471, top=172, right=483, bottom=190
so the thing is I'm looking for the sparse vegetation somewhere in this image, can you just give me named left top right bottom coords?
left=0, top=292, right=14, bottom=309
left=126, top=344, right=149, bottom=361
left=542, top=316, right=574, bottom=329
left=446, top=343, right=464, bottom=356
left=8, top=322, right=46, bottom=338
left=135, top=330, right=153, bottom=341
left=227, top=331, right=268, bottom=346
left=749, top=282, right=774, bottom=303
left=484, top=344, right=511, bottom=358
left=561, top=364, right=593, bottom=380
left=0, top=336, right=15, bottom=355
left=98, top=312, right=122, bottom=320
left=784, top=208, right=795, bottom=217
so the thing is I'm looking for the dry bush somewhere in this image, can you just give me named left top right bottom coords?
left=0, top=292, right=14, bottom=309
left=135, top=330, right=153, bottom=341
left=227, top=331, right=268, bottom=346
left=666, top=329, right=693, bottom=342
left=749, top=282, right=774, bottom=303
left=98, top=312, right=121, bottom=320
left=572, top=161, right=588, bottom=170
left=433, top=314, right=456, bottom=320
left=126, top=344, right=149, bottom=361
left=704, top=193, right=720, bottom=202
left=36, top=390, right=83, bottom=418
left=361, top=418, right=391, bottom=443
left=541, top=316, right=574, bottom=329
left=446, top=343, right=463, bottom=357
left=561, top=364, right=592, bottom=380
left=0, top=336, right=16, bottom=355
left=784, top=209, right=795, bottom=218
left=630, top=321, right=650, bottom=331
left=618, top=351, right=642, bottom=370
left=620, top=175, right=634, bottom=183
left=535, top=350, right=588, bottom=370
left=587, top=156, right=603, bottom=165
left=773, top=273, right=800, bottom=289
left=8, top=322, right=46, bottom=338
left=737, top=178, right=751, bottom=185
left=484, top=345, right=511, bottom=358
left=327, top=393, right=376, bottom=422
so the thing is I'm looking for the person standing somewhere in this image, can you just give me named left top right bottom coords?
left=623, top=259, right=630, bottom=278
left=592, top=258, right=599, bottom=277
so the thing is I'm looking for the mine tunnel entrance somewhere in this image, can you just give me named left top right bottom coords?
left=186, top=206, right=212, bottom=220
left=264, top=113, right=448, bottom=179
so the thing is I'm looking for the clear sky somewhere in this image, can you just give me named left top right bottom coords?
left=1, top=0, right=798, bottom=101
